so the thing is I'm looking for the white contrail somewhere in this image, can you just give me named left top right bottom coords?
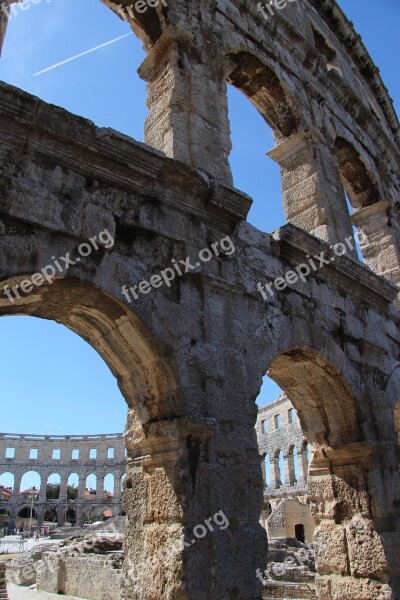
left=33, top=32, right=133, bottom=77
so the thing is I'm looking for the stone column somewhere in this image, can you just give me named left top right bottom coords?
left=114, top=476, right=122, bottom=499
left=352, top=200, right=400, bottom=301
left=138, top=25, right=233, bottom=185
left=122, top=410, right=267, bottom=600
left=268, top=128, right=357, bottom=255
left=13, top=471, right=22, bottom=497
left=59, top=476, right=68, bottom=502
left=285, top=452, right=296, bottom=486
left=38, top=474, right=47, bottom=502
left=78, top=476, right=86, bottom=500
left=298, top=447, right=309, bottom=483
left=270, top=456, right=282, bottom=489
left=309, top=443, right=400, bottom=599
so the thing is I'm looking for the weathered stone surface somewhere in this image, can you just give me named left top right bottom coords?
left=0, top=1, right=399, bottom=599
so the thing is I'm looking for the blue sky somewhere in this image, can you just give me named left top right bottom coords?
left=0, top=0, right=399, bottom=446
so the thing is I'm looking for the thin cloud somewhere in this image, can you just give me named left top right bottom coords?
left=33, top=32, right=133, bottom=76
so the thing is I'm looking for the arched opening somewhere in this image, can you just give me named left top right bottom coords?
left=67, top=474, right=79, bottom=500
left=334, top=137, right=378, bottom=210
left=103, top=473, right=115, bottom=497
left=226, top=51, right=300, bottom=233
left=44, top=508, right=57, bottom=523
left=0, top=472, right=14, bottom=499
left=66, top=508, right=77, bottom=526
left=333, top=136, right=382, bottom=263
left=267, top=348, right=361, bottom=448
left=20, top=472, right=41, bottom=494
left=17, top=506, right=37, bottom=530
left=86, top=474, right=97, bottom=499
left=46, top=474, right=61, bottom=500
left=227, top=52, right=300, bottom=140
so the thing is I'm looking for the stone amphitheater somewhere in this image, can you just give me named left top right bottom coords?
left=0, top=0, right=399, bottom=599
left=0, top=433, right=126, bottom=530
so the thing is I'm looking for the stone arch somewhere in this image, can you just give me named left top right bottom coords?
left=268, top=347, right=360, bottom=448
left=333, top=136, right=378, bottom=210
left=0, top=278, right=178, bottom=424
left=86, top=473, right=97, bottom=497
left=67, top=473, right=79, bottom=500
left=261, top=320, right=362, bottom=449
left=0, top=471, right=14, bottom=493
left=226, top=51, right=300, bottom=141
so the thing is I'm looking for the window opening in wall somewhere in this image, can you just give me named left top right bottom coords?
left=288, top=408, right=295, bottom=424
left=90, top=448, right=97, bottom=459
left=261, top=420, right=267, bottom=433
left=107, top=447, right=115, bottom=459
left=52, top=449, right=60, bottom=460
left=274, top=415, right=281, bottom=429
left=30, top=449, right=38, bottom=459
left=5, top=448, right=14, bottom=459
left=72, top=449, right=79, bottom=460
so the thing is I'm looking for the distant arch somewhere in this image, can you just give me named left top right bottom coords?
left=333, top=137, right=379, bottom=209
left=226, top=51, right=300, bottom=140
left=20, top=471, right=41, bottom=493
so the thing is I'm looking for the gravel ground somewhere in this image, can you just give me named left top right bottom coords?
left=8, top=583, right=82, bottom=600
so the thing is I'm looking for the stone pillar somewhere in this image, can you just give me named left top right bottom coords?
left=298, top=447, right=309, bottom=483
left=270, top=456, right=282, bottom=489
left=78, top=476, right=86, bottom=500
left=13, top=472, right=22, bottom=497
left=59, top=476, right=68, bottom=502
left=122, top=410, right=267, bottom=600
left=268, top=129, right=357, bottom=254
left=352, top=200, right=400, bottom=300
left=260, top=454, right=267, bottom=488
left=38, top=476, right=47, bottom=502
left=285, top=453, right=296, bottom=486
left=114, top=476, right=121, bottom=499
left=138, top=25, right=233, bottom=185
left=0, top=561, right=8, bottom=600
left=309, top=443, right=400, bottom=599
